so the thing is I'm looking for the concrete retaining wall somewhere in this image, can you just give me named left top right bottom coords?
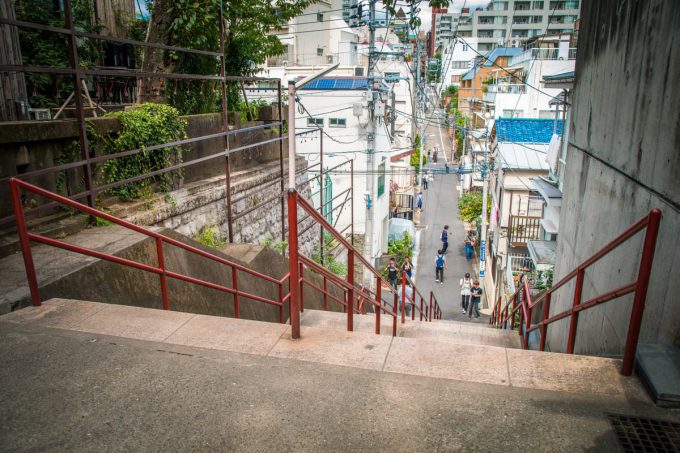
left=547, top=0, right=680, bottom=354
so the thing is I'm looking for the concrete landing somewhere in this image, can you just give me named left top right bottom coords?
left=1, top=299, right=646, bottom=399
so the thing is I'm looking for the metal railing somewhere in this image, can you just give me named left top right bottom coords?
left=490, top=209, right=662, bottom=375
left=508, top=215, right=542, bottom=245
left=287, top=190, right=441, bottom=339
left=9, top=178, right=291, bottom=321
left=403, top=273, right=442, bottom=323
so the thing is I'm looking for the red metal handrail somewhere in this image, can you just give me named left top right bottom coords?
left=491, top=209, right=662, bottom=375
left=10, top=178, right=289, bottom=322
left=403, top=274, right=442, bottom=323
left=288, top=190, right=439, bottom=338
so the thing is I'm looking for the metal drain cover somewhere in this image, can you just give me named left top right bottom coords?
left=607, top=414, right=680, bottom=452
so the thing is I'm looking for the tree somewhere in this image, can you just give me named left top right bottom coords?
left=457, top=192, right=491, bottom=225
left=382, top=231, right=414, bottom=278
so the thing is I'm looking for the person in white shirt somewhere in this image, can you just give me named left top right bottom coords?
left=459, top=272, right=472, bottom=314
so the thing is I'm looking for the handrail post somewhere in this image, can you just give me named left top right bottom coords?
left=156, top=237, right=169, bottom=310
left=232, top=266, right=239, bottom=319
left=322, top=275, right=328, bottom=310
left=401, top=272, right=406, bottom=324
left=298, top=261, right=304, bottom=312
left=621, top=209, right=662, bottom=376
left=375, top=276, right=381, bottom=335
left=540, top=293, right=551, bottom=351
left=429, top=292, right=433, bottom=322
left=278, top=283, right=284, bottom=324
left=523, top=284, right=531, bottom=349
left=392, top=293, right=397, bottom=336
left=419, top=296, right=423, bottom=321
left=567, top=269, right=585, bottom=354
left=510, top=293, right=517, bottom=331
left=9, top=180, right=41, bottom=306
left=287, top=190, right=301, bottom=339
left=347, top=249, right=354, bottom=332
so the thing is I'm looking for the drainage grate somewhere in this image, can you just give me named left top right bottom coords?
left=607, top=414, right=680, bottom=452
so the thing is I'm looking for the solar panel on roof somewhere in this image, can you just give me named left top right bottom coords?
left=335, top=79, right=354, bottom=89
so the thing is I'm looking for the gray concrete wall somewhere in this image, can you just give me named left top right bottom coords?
left=36, top=228, right=342, bottom=323
left=547, top=0, right=680, bottom=355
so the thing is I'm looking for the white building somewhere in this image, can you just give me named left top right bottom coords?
left=295, top=77, right=394, bottom=263
left=433, top=11, right=461, bottom=51
left=484, top=34, right=576, bottom=119
left=438, top=37, right=479, bottom=91
left=456, top=0, right=580, bottom=53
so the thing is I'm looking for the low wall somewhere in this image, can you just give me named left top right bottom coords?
left=33, top=228, right=341, bottom=323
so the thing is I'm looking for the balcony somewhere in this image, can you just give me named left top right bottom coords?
left=549, top=1, right=579, bottom=10
left=488, top=83, right=527, bottom=94
left=506, top=254, right=534, bottom=294
left=511, top=47, right=578, bottom=64
left=508, top=215, right=542, bottom=246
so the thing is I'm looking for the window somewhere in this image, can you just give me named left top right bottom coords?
left=317, top=48, right=324, bottom=56
left=451, top=60, right=469, bottom=69
left=451, top=75, right=460, bottom=82
left=354, top=67, right=364, bottom=76
left=329, top=118, right=346, bottom=128
left=533, top=1, right=544, bottom=8
left=539, top=109, right=556, bottom=119
left=307, top=117, right=323, bottom=127
left=462, top=44, right=469, bottom=51
left=384, top=72, right=400, bottom=82
left=317, top=13, right=323, bottom=22
left=502, top=109, right=523, bottom=118
left=377, top=162, right=385, bottom=197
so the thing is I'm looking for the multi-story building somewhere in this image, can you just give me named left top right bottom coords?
left=456, top=0, right=580, bottom=53
left=432, top=11, right=461, bottom=53
left=438, top=37, right=479, bottom=90
left=483, top=33, right=576, bottom=119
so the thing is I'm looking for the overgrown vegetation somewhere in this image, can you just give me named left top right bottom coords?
left=410, top=134, right=427, bottom=173
left=92, top=103, right=188, bottom=201
left=311, top=231, right=348, bottom=276
left=449, top=108, right=467, bottom=158
left=195, top=225, right=226, bottom=248
left=457, top=192, right=491, bottom=225
left=260, top=234, right=288, bottom=254
left=382, top=232, right=414, bottom=279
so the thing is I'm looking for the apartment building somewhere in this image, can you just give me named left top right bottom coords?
left=456, top=0, right=580, bottom=52
left=432, top=11, right=462, bottom=53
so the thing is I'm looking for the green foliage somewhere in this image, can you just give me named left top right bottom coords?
left=445, top=84, right=458, bottom=96
left=195, top=225, right=226, bottom=248
left=92, top=103, right=188, bottom=201
left=449, top=109, right=467, bottom=158
left=410, top=133, right=427, bottom=173
left=457, top=192, right=491, bottom=225
left=260, top=234, right=288, bottom=254
left=238, top=99, right=269, bottom=123
left=383, top=232, right=414, bottom=278
left=15, top=0, right=102, bottom=107
left=530, top=268, right=554, bottom=291
left=311, top=232, right=348, bottom=276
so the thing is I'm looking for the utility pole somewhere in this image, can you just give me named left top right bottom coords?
left=416, top=37, right=424, bottom=188
left=364, top=0, right=377, bottom=273
left=480, top=113, right=490, bottom=290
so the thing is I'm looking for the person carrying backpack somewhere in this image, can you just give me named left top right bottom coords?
left=441, top=225, right=450, bottom=253
left=386, top=257, right=398, bottom=290
left=401, top=257, right=414, bottom=280
left=435, top=250, right=446, bottom=284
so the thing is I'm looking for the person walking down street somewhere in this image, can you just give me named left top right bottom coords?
left=459, top=272, right=472, bottom=314
left=441, top=225, right=450, bottom=253
left=422, top=172, right=429, bottom=190
left=417, top=192, right=423, bottom=210
left=400, top=282, right=414, bottom=317
left=464, top=231, right=476, bottom=261
left=469, top=280, right=482, bottom=319
left=435, top=249, right=446, bottom=284
left=433, top=149, right=438, bottom=163
left=401, top=256, right=414, bottom=281
left=386, top=258, right=399, bottom=290
left=427, top=149, right=431, bottom=161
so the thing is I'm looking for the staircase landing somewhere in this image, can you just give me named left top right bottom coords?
left=1, top=299, right=645, bottom=398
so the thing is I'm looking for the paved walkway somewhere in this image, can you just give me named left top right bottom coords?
left=1, top=300, right=676, bottom=452
left=415, top=116, right=478, bottom=322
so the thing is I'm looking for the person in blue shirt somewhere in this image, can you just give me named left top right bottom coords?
left=441, top=225, right=450, bottom=253
left=401, top=256, right=414, bottom=280
left=417, top=192, right=423, bottom=210
left=435, top=250, right=446, bottom=284
left=469, top=280, right=482, bottom=319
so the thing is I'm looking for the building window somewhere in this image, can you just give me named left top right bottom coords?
left=317, top=13, right=323, bottom=22
left=451, top=75, right=460, bottom=82
left=307, top=117, right=323, bottom=127
left=384, top=72, right=400, bottom=81
left=539, top=109, right=556, bottom=119
left=377, top=162, right=385, bottom=197
left=462, top=44, right=469, bottom=51
left=502, top=109, right=523, bottom=118
left=533, top=1, right=544, bottom=8
left=329, top=118, right=346, bottom=128
left=317, top=48, right=324, bottom=56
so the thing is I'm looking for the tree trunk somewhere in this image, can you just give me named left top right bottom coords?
left=137, top=0, right=175, bottom=104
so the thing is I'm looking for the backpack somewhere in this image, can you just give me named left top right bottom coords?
left=436, top=254, right=444, bottom=268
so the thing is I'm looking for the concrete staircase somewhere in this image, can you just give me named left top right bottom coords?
left=0, top=299, right=645, bottom=398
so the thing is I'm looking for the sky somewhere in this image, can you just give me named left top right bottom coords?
left=417, top=0, right=490, bottom=32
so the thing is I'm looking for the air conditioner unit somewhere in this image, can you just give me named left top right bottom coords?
left=326, top=55, right=334, bottom=64
left=282, top=60, right=288, bottom=66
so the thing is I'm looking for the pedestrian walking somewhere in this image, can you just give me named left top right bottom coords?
left=469, top=280, right=482, bottom=319
left=386, top=257, right=398, bottom=290
left=433, top=150, right=438, bottom=163
left=464, top=230, right=476, bottom=261
left=441, top=225, right=450, bottom=253
left=400, top=282, right=414, bottom=316
left=459, top=272, right=472, bottom=313
left=427, top=149, right=431, bottom=160
left=435, top=249, right=446, bottom=284
left=422, top=172, right=429, bottom=190
left=401, top=256, right=414, bottom=280
left=417, top=192, right=423, bottom=210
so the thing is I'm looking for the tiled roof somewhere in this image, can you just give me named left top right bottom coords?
left=495, top=118, right=564, bottom=143
left=300, top=78, right=368, bottom=90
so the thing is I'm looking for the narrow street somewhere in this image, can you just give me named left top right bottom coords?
left=413, top=113, right=487, bottom=322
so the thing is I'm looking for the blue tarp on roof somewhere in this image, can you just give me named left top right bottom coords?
left=483, top=47, right=523, bottom=67
left=495, top=118, right=564, bottom=143
left=300, top=78, right=368, bottom=90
